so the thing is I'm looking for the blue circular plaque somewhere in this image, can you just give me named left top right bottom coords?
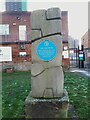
left=36, top=40, right=57, bottom=61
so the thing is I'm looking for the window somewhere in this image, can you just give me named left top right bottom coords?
left=0, top=24, right=9, bottom=35
left=19, top=52, right=26, bottom=57
left=19, top=25, right=26, bottom=40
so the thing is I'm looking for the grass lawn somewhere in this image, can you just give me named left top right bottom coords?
left=64, top=72, right=88, bottom=118
left=2, top=71, right=31, bottom=118
left=2, top=71, right=89, bottom=118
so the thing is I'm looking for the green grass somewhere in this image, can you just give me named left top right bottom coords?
left=2, top=71, right=31, bottom=118
left=2, top=71, right=89, bottom=118
left=64, top=72, right=88, bottom=118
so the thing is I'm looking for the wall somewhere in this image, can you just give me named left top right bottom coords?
left=81, top=29, right=90, bottom=68
left=0, top=11, right=31, bottom=42
left=61, top=11, right=70, bottom=68
left=81, top=30, right=89, bottom=48
left=0, top=43, right=31, bottom=71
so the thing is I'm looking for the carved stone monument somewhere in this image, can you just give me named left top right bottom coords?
left=25, top=7, right=69, bottom=118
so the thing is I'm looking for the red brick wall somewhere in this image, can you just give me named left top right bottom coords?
left=81, top=29, right=90, bottom=65
left=61, top=11, right=70, bottom=68
left=0, top=44, right=32, bottom=63
left=62, top=42, right=70, bottom=68
left=0, top=12, right=31, bottom=42
left=0, top=11, right=31, bottom=63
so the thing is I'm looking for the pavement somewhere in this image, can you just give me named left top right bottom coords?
left=69, top=67, right=90, bottom=77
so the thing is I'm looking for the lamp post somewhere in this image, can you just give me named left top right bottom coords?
left=81, top=44, right=84, bottom=68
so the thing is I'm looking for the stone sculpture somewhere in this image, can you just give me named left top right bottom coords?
left=31, top=8, right=63, bottom=98
left=25, top=8, right=69, bottom=118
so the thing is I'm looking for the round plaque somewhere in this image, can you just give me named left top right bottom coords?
left=36, top=40, right=57, bottom=61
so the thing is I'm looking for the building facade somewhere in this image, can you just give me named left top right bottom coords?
left=0, top=12, right=31, bottom=42
left=81, top=29, right=90, bottom=68
left=61, top=11, right=70, bottom=69
left=81, top=29, right=90, bottom=49
left=0, top=11, right=31, bottom=71
left=6, top=0, right=27, bottom=12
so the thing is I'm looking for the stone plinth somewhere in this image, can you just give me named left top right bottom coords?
left=25, top=89, right=69, bottom=118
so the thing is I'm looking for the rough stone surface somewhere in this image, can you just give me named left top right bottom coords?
left=41, top=20, right=62, bottom=36
left=25, top=89, right=69, bottom=118
left=30, top=7, right=65, bottom=98
left=46, top=7, right=61, bottom=20
left=31, top=63, right=44, bottom=77
left=31, top=9, right=46, bottom=29
left=31, top=66, right=64, bottom=98
left=30, top=30, right=42, bottom=41
left=31, top=8, right=62, bottom=37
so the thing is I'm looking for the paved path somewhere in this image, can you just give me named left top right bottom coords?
left=69, top=68, right=90, bottom=77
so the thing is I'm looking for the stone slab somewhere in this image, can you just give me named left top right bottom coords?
left=25, top=89, right=69, bottom=118
left=31, top=9, right=46, bottom=29
left=31, top=66, right=64, bottom=98
left=31, top=8, right=61, bottom=37
left=46, top=7, right=61, bottom=20
left=30, top=30, right=42, bottom=41
left=42, top=19, right=62, bottom=36
left=31, top=63, right=44, bottom=77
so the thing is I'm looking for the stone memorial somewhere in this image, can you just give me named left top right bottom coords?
left=25, top=7, right=69, bottom=118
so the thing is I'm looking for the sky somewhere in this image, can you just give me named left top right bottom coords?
left=0, top=0, right=89, bottom=45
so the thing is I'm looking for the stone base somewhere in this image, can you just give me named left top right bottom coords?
left=25, top=89, right=69, bottom=118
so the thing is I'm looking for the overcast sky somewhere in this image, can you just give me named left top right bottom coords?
left=0, top=0, right=88, bottom=44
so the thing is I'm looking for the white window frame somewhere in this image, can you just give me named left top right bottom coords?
left=19, top=25, right=26, bottom=40
left=0, top=24, right=9, bottom=35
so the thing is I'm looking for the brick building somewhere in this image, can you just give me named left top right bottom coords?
left=81, top=29, right=90, bottom=49
left=0, top=12, right=31, bottom=60
left=0, top=11, right=32, bottom=71
left=81, top=29, right=90, bottom=67
left=61, top=11, right=70, bottom=69
left=0, top=2, right=69, bottom=71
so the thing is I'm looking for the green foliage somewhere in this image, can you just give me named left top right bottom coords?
left=2, top=71, right=89, bottom=118
left=64, top=72, right=88, bottom=118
